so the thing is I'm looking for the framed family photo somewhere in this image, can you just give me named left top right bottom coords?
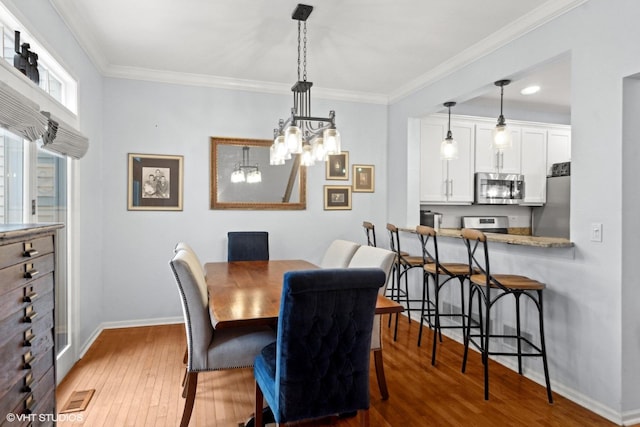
left=324, top=185, right=352, bottom=210
left=325, top=151, right=349, bottom=180
left=352, top=164, right=375, bottom=192
left=128, top=153, right=183, bottom=211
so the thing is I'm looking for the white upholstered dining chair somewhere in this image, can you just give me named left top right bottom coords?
left=319, top=239, right=360, bottom=268
left=347, top=245, right=396, bottom=400
left=170, top=248, right=276, bottom=427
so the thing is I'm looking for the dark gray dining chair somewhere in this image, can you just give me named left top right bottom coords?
left=170, top=248, right=276, bottom=427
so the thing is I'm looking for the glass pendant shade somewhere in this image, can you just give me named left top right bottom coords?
left=270, top=143, right=285, bottom=165
left=323, top=128, right=341, bottom=155
left=246, top=169, right=262, bottom=183
left=284, top=125, right=302, bottom=153
left=311, top=137, right=326, bottom=161
left=300, top=144, right=315, bottom=167
left=230, top=167, right=245, bottom=183
left=440, top=134, right=459, bottom=160
left=492, top=122, right=512, bottom=150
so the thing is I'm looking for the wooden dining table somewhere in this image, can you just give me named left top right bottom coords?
left=205, top=259, right=404, bottom=330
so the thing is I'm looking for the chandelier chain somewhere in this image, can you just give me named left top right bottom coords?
left=303, top=22, right=307, bottom=82
left=297, top=21, right=301, bottom=81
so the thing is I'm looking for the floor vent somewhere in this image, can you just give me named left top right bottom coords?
left=59, top=389, right=95, bottom=413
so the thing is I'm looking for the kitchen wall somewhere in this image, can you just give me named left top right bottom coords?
left=388, top=0, right=639, bottom=423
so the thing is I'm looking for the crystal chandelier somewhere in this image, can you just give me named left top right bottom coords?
left=270, top=4, right=341, bottom=168
left=230, top=146, right=262, bottom=183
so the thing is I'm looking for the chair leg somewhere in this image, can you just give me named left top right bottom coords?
left=359, top=409, right=370, bottom=427
left=538, top=290, right=554, bottom=404
left=483, top=290, right=490, bottom=400
left=515, top=293, right=523, bottom=374
left=181, top=347, right=188, bottom=387
left=418, top=272, right=428, bottom=347
left=403, top=268, right=411, bottom=323
left=180, top=372, right=198, bottom=427
left=373, top=349, right=389, bottom=400
left=431, top=274, right=441, bottom=366
left=461, top=285, right=476, bottom=373
left=255, top=382, right=264, bottom=427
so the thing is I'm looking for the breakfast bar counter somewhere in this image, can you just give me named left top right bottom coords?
left=400, top=227, right=574, bottom=248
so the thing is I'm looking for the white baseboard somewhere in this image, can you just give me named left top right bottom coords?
left=77, top=316, right=183, bottom=359
left=622, top=409, right=640, bottom=426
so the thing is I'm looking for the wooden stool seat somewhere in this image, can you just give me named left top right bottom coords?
left=401, top=255, right=427, bottom=267
left=424, top=262, right=469, bottom=276
left=469, top=274, right=546, bottom=290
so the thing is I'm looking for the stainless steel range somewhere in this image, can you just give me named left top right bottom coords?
left=462, top=216, right=509, bottom=234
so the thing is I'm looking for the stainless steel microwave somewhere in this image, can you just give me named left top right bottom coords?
left=474, top=172, right=524, bottom=205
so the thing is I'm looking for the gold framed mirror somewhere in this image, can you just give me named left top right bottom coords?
left=210, top=137, right=306, bottom=210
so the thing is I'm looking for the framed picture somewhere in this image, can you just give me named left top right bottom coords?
left=325, top=151, right=349, bottom=180
left=352, top=164, right=375, bottom=192
left=127, top=153, right=183, bottom=211
left=324, top=185, right=352, bottom=210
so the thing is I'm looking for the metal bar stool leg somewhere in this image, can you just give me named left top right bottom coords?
left=538, top=290, right=554, bottom=404
left=515, top=293, right=523, bottom=374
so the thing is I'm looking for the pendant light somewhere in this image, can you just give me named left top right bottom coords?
left=492, top=79, right=512, bottom=151
left=440, top=101, right=458, bottom=160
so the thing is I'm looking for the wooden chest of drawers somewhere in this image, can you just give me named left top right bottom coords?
left=0, top=224, right=63, bottom=427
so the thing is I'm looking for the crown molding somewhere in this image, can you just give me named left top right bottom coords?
left=387, top=0, right=589, bottom=103
left=103, top=64, right=389, bottom=105
left=49, top=0, right=109, bottom=73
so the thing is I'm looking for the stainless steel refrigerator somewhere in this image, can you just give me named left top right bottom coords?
left=532, top=175, right=570, bottom=238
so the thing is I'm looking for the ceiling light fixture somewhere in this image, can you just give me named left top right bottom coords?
left=231, top=146, right=262, bottom=184
left=492, top=79, right=512, bottom=151
left=270, top=4, right=340, bottom=168
left=440, top=101, right=458, bottom=160
left=521, top=85, right=540, bottom=95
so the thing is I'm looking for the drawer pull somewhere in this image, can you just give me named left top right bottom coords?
left=23, top=290, right=38, bottom=303
left=23, top=248, right=39, bottom=257
left=23, top=306, right=38, bottom=323
left=23, top=351, right=34, bottom=369
left=23, top=328, right=35, bottom=346
left=22, top=372, right=34, bottom=392
left=23, top=394, right=35, bottom=414
left=24, top=266, right=39, bottom=279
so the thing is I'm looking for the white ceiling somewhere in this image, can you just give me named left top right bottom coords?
left=50, top=0, right=578, bottom=105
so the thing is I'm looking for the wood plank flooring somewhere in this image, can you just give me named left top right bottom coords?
left=56, top=319, right=618, bottom=426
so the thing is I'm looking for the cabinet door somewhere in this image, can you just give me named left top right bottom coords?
left=420, top=118, right=447, bottom=202
left=447, top=120, right=475, bottom=203
left=521, top=127, right=547, bottom=205
left=475, top=123, right=521, bottom=173
left=547, top=127, right=571, bottom=175
left=420, top=117, right=474, bottom=204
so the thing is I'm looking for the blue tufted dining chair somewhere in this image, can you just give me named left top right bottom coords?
left=170, top=249, right=276, bottom=427
left=227, top=231, right=269, bottom=261
left=253, top=268, right=386, bottom=426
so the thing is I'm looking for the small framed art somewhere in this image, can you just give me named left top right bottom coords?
left=325, top=151, right=349, bottom=180
left=324, top=185, right=352, bottom=210
left=127, top=153, right=183, bottom=211
left=352, top=164, right=375, bottom=192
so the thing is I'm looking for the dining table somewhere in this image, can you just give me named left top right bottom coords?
left=205, top=259, right=403, bottom=329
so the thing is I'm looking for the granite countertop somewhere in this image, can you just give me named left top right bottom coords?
left=400, top=227, right=574, bottom=248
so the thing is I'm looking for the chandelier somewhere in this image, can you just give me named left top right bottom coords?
left=270, top=4, right=341, bottom=167
left=230, top=146, right=262, bottom=183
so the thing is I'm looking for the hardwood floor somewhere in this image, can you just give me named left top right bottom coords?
left=56, top=319, right=617, bottom=426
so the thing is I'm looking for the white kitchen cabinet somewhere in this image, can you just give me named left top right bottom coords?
left=474, top=122, right=522, bottom=174
left=520, top=126, right=548, bottom=205
left=547, top=127, right=571, bottom=175
left=420, top=116, right=474, bottom=204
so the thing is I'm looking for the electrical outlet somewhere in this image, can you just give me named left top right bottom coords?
left=590, top=223, right=603, bottom=242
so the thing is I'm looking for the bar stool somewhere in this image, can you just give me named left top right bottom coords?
left=416, top=226, right=473, bottom=366
left=363, top=221, right=377, bottom=247
left=460, top=228, right=553, bottom=403
left=386, top=223, right=425, bottom=340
